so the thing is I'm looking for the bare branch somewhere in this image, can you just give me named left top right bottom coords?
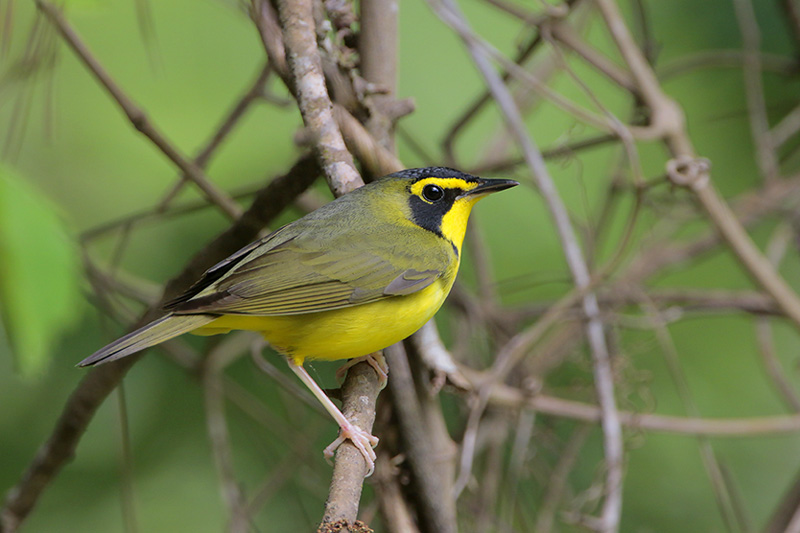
left=273, top=1, right=388, bottom=529
left=426, top=2, right=623, bottom=530
left=34, top=0, right=243, bottom=220
left=157, top=64, right=273, bottom=211
left=320, top=362, right=382, bottom=527
left=276, top=0, right=361, bottom=196
left=466, top=370, right=800, bottom=436
left=202, top=335, right=253, bottom=533
left=359, top=0, right=399, bottom=149
left=384, top=343, right=458, bottom=533
left=732, top=0, right=780, bottom=181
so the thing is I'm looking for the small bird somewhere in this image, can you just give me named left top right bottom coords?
left=80, top=167, right=517, bottom=474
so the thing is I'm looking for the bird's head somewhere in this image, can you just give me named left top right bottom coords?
left=375, top=167, right=518, bottom=253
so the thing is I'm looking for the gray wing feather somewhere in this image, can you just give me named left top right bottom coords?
left=79, top=314, right=217, bottom=366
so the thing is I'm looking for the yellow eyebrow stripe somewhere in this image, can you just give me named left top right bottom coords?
left=409, top=177, right=477, bottom=198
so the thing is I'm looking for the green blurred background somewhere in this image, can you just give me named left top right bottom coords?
left=2, top=0, right=800, bottom=531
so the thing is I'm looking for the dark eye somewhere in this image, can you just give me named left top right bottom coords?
left=422, top=184, right=444, bottom=202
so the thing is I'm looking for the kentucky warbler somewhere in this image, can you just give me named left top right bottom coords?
left=80, top=166, right=518, bottom=473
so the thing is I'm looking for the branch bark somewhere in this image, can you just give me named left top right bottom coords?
left=276, top=0, right=361, bottom=196
left=273, top=1, right=385, bottom=529
left=320, top=362, right=382, bottom=526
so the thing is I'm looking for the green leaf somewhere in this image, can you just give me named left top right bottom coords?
left=0, top=165, right=83, bottom=376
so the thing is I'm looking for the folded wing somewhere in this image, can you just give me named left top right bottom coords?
left=167, top=227, right=449, bottom=316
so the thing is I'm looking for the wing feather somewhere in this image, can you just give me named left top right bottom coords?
left=169, top=216, right=453, bottom=316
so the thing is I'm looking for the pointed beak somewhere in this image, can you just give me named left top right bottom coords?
left=459, top=178, right=519, bottom=198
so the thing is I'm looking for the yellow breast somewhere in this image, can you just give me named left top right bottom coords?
left=193, top=276, right=453, bottom=365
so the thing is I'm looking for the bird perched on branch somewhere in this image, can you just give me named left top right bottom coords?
left=80, top=167, right=517, bottom=474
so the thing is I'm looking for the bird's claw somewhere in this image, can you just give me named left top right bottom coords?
left=324, top=420, right=379, bottom=476
left=335, top=352, right=389, bottom=389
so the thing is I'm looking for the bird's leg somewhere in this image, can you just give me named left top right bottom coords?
left=287, top=359, right=378, bottom=475
left=335, top=351, right=389, bottom=389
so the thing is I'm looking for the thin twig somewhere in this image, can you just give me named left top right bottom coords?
left=732, top=0, right=780, bottom=181
left=640, top=294, right=750, bottom=533
left=81, top=181, right=271, bottom=244
left=756, top=317, right=800, bottom=410
left=34, top=0, right=242, bottom=220
left=384, top=343, right=458, bottom=533
left=548, top=22, right=635, bottom=92
left=156, top=64, right=273, bottom=211
left=534, top=424, right=592, bottom=533
left=755, top=222, right=800, bottom=411
left=464, top=370, right=800, bottom=436
left=426, top=3, right=624, bottom=530
left=623, top=171, right=800, bottom=285
left=441, top=30, right=543, bottom=165
left=475, top=415, right=508, bottom=532
left=202, top=335, right=252, bottom=533
left=501, top=409, right=536, bottom=533
left=657, top=49, right=797, bottom=80
left=484, top=0, right=556, bottom=26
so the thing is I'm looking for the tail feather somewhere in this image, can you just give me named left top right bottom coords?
left=79, top=314, right=217, bottom=367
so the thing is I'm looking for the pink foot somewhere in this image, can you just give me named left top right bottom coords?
left=324, top=420, right=379, bottom=476
left=336, top=352, right=389, bottom=389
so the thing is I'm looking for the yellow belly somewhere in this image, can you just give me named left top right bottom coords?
left=192, top=279, right=450, bottom=364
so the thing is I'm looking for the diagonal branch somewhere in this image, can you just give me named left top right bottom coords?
left=156, top=64, right=273, bottom=212
left=34, top=0, right=242, bottom=220
left=275, top=0, right=361, bottom=197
